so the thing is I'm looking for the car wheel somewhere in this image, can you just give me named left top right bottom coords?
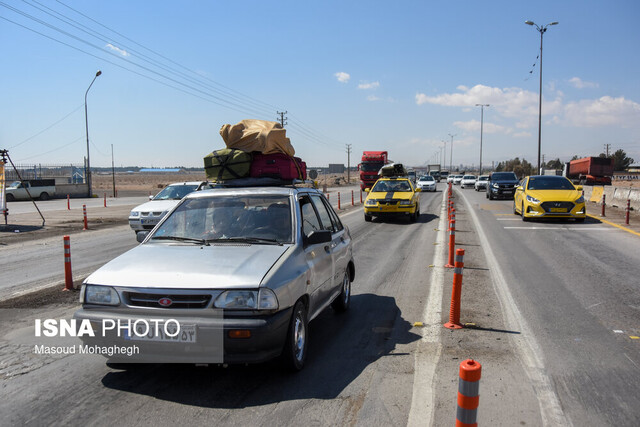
left=575, top=217, right=585, bottom=223
left=39, top=192, right=49, bottom=201
left=521, top=202, right=530, bottom=221
left=6, top=194, right=14, bottom=202
left=364, top=214, right=372, bottom=222
left=281, top=300, right=308, bottom=371
left=485, top=190, right=489, bottom=199
left=488, top=191, right=493, bottom=200
left=331, top=271, right=351, bottom=313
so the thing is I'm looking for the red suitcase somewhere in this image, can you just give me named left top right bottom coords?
left=250, top=153, right=307, bottom=180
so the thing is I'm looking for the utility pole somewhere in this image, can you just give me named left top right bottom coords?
left=604, top=144, right=611, bottom=156
left=346, top=144, right=352, bottom=183
left=448, top=133, right=456, bottom=172
left=277, top=111, right=288, bottom=127
left=475, top=104, right=489, bottom=176
left=111, top=144, right=116, bottom=198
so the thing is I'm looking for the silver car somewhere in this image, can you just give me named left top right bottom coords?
left=75, top=186, right=355, bottom=371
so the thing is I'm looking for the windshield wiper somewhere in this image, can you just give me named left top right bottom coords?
left=205, top=237, right=283, bottom=245
left=151, top=235, right=209, bottom=245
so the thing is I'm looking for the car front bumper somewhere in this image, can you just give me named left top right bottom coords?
left=489, top=186, right=516, bottom=199
left=73, top=306, right=292, bottom=364
left=364, top=204, right=416, bottom=216
left=523, top=202, right=586, bottom=220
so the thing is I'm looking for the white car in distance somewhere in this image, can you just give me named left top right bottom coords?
left=128, top=181, right=215, bottom=236
left=417, top=175, right=437, bottom=192
left=460, top=175, right=477, bottom=189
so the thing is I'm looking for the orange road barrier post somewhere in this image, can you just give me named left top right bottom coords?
left=626, top=199, right=631, bottom=225
left=445, top=219, right=456, bottom=268
left=104, top=193, right=107, bottom=207
left=327, top=193, right=330, bottom=202
left=444, top=248, right=465, bottom=329
left=63, top=235, right=73, bottom=291
left=338, top=192, right=341, bottom=210
left=601, top=194, right=606, bottom=217
left=67, top=195, right=70, bottom=210
left=455, top=359, right=482, bottom=426
left=351, top=190, right=354, bottom=206
left=82, top=204, right=88, bottom=230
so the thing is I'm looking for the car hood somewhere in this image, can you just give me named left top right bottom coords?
left=130, top=199, right=180, bottom=214
left=85, top=244, right=290, bottom=289
left=492, top=180, right=519, bottom=185
left=368, top=191, right=414, bottom=200
left=527, top=189, right=581, bottom=201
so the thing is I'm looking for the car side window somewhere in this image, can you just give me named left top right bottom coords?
left=299, top=196, right=322, bottom=238
left=324, top=197, right=344, bottom=232
left=310, top=194, right=336, bottom=232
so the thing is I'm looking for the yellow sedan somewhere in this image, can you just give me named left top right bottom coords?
left=514, top=175, right=586, bottom=222
left=364, top=177, right=421, bottom=222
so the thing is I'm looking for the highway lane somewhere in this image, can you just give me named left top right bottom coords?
left=1, top=188, right=452, bottom=425
left=456, top=186, right=640, bottom=426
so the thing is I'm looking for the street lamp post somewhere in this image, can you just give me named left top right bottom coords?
left=85, top=70, right=102, bottom=198
left=525, top=20, right=558, bottom=174
left=448, top=133, right=456, bottom=172
left=475, top=104, right=489, bottom=175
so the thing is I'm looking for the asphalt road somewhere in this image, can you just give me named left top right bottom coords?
left=456, top=186, right=640, bottom=426
left=1, top=183, right=639, bottom=425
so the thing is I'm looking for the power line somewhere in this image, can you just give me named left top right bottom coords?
left=9, top=103, right=84, bottom=149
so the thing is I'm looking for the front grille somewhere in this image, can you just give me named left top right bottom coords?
left=124, top=292, right=212, bottom=309
left=377, top=199, right=401, bottom=205
left=541, top=201, right=574, bottom=212
left=498, top=184, right=515, bottom=189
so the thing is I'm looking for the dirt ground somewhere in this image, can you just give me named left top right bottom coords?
left=92, top=171, right=361, bottom=196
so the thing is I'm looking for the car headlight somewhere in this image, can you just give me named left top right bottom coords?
left=399, top=200, right=412, bottom=205
left=526, top=195, right=541, bottom=204
left=129, top=211, right=140, bottom=217
left=84, top=285, right=120, bottom=306
left=365, top=199, right=377, bottom=206
left=491, top=183, right=499, bottom=188
left=214, top=289, right=278, bottom=310
left=575, top=196, right=585, bottom=204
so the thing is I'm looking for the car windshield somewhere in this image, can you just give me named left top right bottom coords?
left=8, top=181, right=21, bottom=188
left=478, top=176, right=489, bottom=181
left=360, top=162, right=384, bottom=172
left=463, top=175, right=476, bottom=180
left=527, top=177, right=576, bottom=190
left=492, top=173, right=517, bottom=181
left=372, top=180, right=412, bottom=192
left=153, top=184, right=200, bottom=200
left=420, top=176, right=434, bottom=182
left=151, top=195, right=293, bottom=244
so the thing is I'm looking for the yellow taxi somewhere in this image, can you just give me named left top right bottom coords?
left=364, top=177, right=421, bottom=222
left=514, top=175, right=586, bottom=222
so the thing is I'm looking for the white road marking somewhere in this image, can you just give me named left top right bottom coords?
left=503, top=226, right=613, bottom=231
left=457, top=189, right=569, bottom=426
left=408, top=191, right=446, bottom=427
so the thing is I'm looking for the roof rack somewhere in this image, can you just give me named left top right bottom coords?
left=211, top=177, right=318, bottom=189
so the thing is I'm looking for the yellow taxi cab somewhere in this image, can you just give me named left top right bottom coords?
left=514, top=175, right=586, bottom=222
left=364, top=177, right=421, bottom=222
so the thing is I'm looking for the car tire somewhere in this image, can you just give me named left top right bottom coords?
left=331, top=271, right=351, bottom=313
left=39, top=192, right=49, bottom=201
left=281, top=300, right=308, bottom=371
left=575, top=217, right=585, bottom=223
left=488, top=191, right=494, bottom=200
left=521, top=202, right=530, bottom=221
left=6, top=194, right=14, bottom=202
left=364, top=214, right=372, bottom=222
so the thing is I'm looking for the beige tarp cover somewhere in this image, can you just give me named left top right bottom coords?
left=219, top=120, right=295, bottom=156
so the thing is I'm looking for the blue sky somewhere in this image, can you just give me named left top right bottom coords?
left=2, top=0, right=639, bottom=170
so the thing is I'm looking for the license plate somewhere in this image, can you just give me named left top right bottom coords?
left=141, top=219, right=158, bottom=225
left=125, top=323, right=197, bottom=343
left=549, top=208, right=567, bottom=213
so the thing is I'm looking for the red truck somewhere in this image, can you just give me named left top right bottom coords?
left=563, top=156, right=614, bottom=185
left=358, top=151, right=389, bottom=190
